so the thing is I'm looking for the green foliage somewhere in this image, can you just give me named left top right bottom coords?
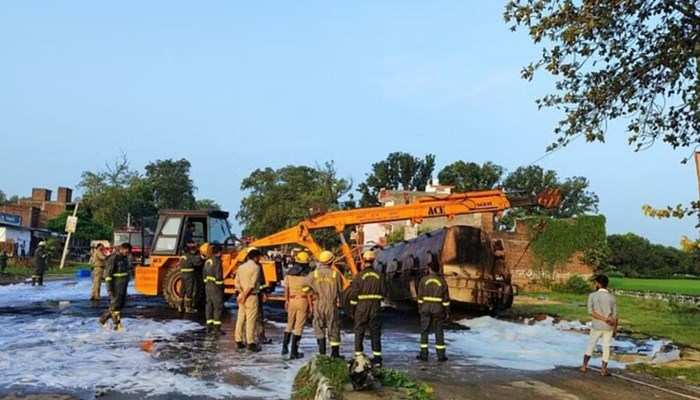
left=379, top=369, right=435, bottom=400
left=500, top=165, right=599, bottom=229
left=627, top=364, right=700, bottom=386
left=314, top=356, right=350, bottom=389
left=608, top=233, right=696, bottom=278
left=528, top=215, right=607, bottom=274
left=504, top=1, right=700, bottom=152
left=194, top=198, right=221, bottom=211
left=437, top=161, right=504, bottom=192
left=237, top=162, right=351, bottom=240
left=385, top=226, right=436, bottom=246
left=551, top=275, right=592, bottom=295
left=609, top=278, right=700, bottom=296
left=358, top=152, right=435, bottom=207
left=579, top=244, right=612, bottom=274
left=0, top=190, right=21, bottom=205
left=46, top=209, right=112, bottom=243
left=145, top=158, right=196, bottom=210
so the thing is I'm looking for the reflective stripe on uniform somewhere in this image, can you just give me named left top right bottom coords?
left=212, top=320, right=222, bottom=325
left=425, top=278, right=442, bottom=287
left=435, top=345, right=446, bottom=350
left=417, top=299, right=424, bottom=304
left=420, top=344, right=428, bottom=349
left=313, top=269, right=337, bottom=284
left=358, top=294, right=382, bottom=300
left=181, top=268, right=194, bottom=272
left=206, top=319, right=215, bottom=324
left=422, top=296, right=443, bottom=303
left=113, top=272, right=129, bottom=278
left=372, top=351, right=382, bottom=357
left=349, top=300, right=358, bottom=305
left=355, top=351, right=363, bottom=356
left=361, top=271, right=380, bottom=280
left=204, top=276, right=223, bottom=285
left=442, top=302, right=450, bottom=306
left=180, top=256, right=187, bottom=260
left=105, top=277, right=112, bottom=281
left=330, top=341, right=341, bottom=346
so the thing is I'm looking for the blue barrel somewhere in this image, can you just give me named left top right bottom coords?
left=76, top=268, right=92, bottom=278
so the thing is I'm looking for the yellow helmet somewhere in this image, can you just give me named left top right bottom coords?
left=318, top=250, right=334, bottom=264
left=295, top=251, right=310, bottom=264
left=362, top=250, right=376, bottom=261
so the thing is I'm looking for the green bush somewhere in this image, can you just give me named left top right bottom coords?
left=552, top=275, right=592, bottom=295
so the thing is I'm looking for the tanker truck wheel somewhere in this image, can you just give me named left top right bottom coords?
left=162, top=267, right=183, bottom=309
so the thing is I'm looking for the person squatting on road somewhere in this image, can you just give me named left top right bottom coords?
left=580, top=274, right=618, bottom=377
left=179, top=241, right=205, bottom=314
left=90, top=243, right=107, bottom=300
left=349, top=250, right=385, bottom=367
left=32, top=241, right=49, bottom=286
left=235, top=248, right=263, bottom=352
left=303, top=250, right=344, bottom=359
left=416, top=260, right=450, bottom=362
left=99, top=242, right=133, bottom=331
left=203, top=244, right=225, bottom=334
left=282, top=251, right=312, bottom=359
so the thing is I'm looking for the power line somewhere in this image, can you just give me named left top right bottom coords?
left=527, top=133, right=584, bottom=166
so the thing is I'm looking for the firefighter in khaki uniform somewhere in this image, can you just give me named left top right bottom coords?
left=179, top=242, right=205, bottom=314
left=416, top=260, right=450, bottom=361
left=203, top=244, right=225, bottom=334
left=282, top=251, right=312, bottom=359
left=349, top=250, right=385, bottom=366
left=235, top=248, right=262, bottom=352
left=303, top=250, right=344, bottom=358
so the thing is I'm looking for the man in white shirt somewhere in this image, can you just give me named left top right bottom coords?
left=580, top=274, right=618, bottom=377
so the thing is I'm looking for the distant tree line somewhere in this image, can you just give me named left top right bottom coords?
left=606, top=233, right=700, bottom=278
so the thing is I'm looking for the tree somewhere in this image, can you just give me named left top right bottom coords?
left=607, top=233, right=691, bottom=278
left=358, top=152, right=436, bottom=207
left=237, top=162, right=352, bottom=239
left=504, top=1, right=700, bottom=152
left=195, top=198, right=221, bottom=211
left=437, top=161, right=505, bottom=192
left=46, top=209, right=112, bottom=243
left=145, top=158, right=196, bottom=210
left=500, top=165, right=599, bottom=228
left=78, top=154, right=156, bottom=227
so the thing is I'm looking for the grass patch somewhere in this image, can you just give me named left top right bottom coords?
left=627, top=363, right=700, bottom=385
left=610, top=278, right=700, bottom=296
left=379, top=369, right=435, bottom=400
left=505, top=292, right=700, bottom=348
left=291, top=356, right=349, bottom=400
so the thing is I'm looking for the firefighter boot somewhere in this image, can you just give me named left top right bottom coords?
left=185, top=298, right=197, bottom=314
left=371, top=356, right=383, bottom=368
left=99, top=312, right=112, bottom=328
left=31, top=276, right=37, bottom=286
left=331, top=346, right=344, bottom=360
left=38, top=275, right=43, bottom=286
left=416, top=348, right=428, bottom=361
left=317, top=338, right=327, bottom=355
left=236, top=341, right=246, bottom=350
left=290, top=335, right=304, bottom=360
left=113, top=312, right=124, bottom=332
left=248, top=343, right=262, bottom=353
left=437, top=348, right=448, bottom=362
left=281, top=332, right=291, bottom=355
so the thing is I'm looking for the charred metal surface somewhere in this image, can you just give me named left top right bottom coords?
left=374, top=226, right=516, bottom=310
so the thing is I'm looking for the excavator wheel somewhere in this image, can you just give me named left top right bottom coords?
left=162, top=267, right=184, bottom=309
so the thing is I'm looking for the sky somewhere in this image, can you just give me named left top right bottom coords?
left=0, top=1, right=696, bottom=247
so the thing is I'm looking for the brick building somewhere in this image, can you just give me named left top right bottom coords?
left=0, top=187, right=74, bottom=254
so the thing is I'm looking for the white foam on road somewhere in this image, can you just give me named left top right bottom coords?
left=447, top=316, right=658, bottom=371
left=0, top=279, right=300, bottom=399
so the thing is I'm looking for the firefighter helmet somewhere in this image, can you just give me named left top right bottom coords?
left=362, top=250, right=376, bottom=261
left=318, top=250, right=334, bottom=264
left=295, top=251, right=310, bottom=264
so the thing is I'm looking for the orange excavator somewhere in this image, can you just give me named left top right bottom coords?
left=135, top=188, right=561, bottom=309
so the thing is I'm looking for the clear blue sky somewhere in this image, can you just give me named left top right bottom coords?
left=0, top=1, right=696, bottom=247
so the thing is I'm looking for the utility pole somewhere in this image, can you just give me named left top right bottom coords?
left=59, top=202, right=80, bottom=269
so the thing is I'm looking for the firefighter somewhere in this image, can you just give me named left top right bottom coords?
left=350, top=250, right=385, bottom=367
left=303, top=250, right=344, bottom=358
left=32, top=241, right=49, bottom=286
left=179, top=242, right=205, bottom=313
left=282, top=251, right=312, bottom=359
left=90, top=244, right=107, bottom=300
left=416, top=259, right=450, bottom=362
left=99, top=242, right=133, bottom=331
left=255, top=262, right=272, bottom=345
left=235, top=248, right=263, bottom=352
left=203, top=244, right=225, bottom=334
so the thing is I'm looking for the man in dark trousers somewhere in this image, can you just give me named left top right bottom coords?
left=32, top=241, right=49, bottom=286
left=204, top=244, right=225, bottom=334
left=282, top=251, right=312, bottom=359
left=350, top=250, right=385, bottom=367
left=416, top=260, right=450, bottom=362
left=179, top=242, right=205, bottom=314
left=0, top=251, right=8, bottom=274
left=99, top=243, right=133, bottom=331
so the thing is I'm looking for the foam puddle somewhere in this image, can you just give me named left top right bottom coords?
left=0, top=279, right=300, bottom=399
